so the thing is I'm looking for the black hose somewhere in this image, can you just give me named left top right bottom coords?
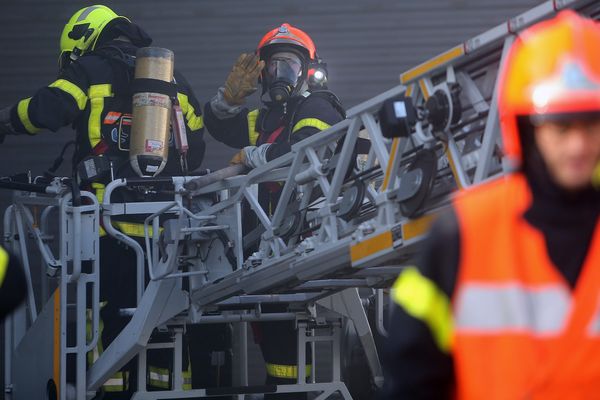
left=0, top=179, right=50, bottom=193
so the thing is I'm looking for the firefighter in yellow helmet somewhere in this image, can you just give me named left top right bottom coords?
left=0, top=5, right=208, bottom=399
left=381, top=10, right=600, bottom=399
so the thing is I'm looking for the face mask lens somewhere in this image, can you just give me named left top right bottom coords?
left=266, top=53, right=303, bottom=84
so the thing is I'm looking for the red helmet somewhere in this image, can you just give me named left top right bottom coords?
left=498, top=10, right=600, bottom=164
left=257, top=23, right=328, bottom=99
left=257, top=23, right=317, bottom=62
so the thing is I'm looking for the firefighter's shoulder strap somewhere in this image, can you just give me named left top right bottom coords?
left=255, top=90, right=345, bottom=137
left=287, top=90, right=345, bottom=138
left=88, top=44, right=137, bottom=96
left=294, top=90, right=346, bottom=121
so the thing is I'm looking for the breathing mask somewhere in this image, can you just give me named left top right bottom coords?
left=265, top=51, right=303, bottom=103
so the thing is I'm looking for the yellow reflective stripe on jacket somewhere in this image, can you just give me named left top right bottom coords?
left=88, top=84, right=113, bottom=148
left=93, top=183, right=108, bottom=237
left=93, top=182, right=162, bottom=238
left=148, top=366, right=170, bottom=389
left=103, top=371, right=129, bottom=392
left=0, top=246, right=9, bottom=287
left=392, top=267, right=453, bottom=352
left=265, top=363, right=312, bottom=379
left=49, top=79, right=88, bottom=110
left=99, top=221, right=162, bottom=238
left=17, top=98, right=42, bottom=134
left=177, top=93, right=204, bottom=131
left=92, top=182, right=105, bottom=203
left=183, top=368, right=192, bottom=390
left=291, top=118, right=331, bottom=134
left=85, top=303, right=128, bottom=392
left=114, top=221, right=162, bottom=238
left=86, top=308, right=104, bottom=365
left=247, top=109, right=260, bottom=145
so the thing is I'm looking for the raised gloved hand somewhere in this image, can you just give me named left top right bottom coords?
left=223, top=53, right=265, bottom=106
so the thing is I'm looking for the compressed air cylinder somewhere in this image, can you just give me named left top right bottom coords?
left=129, top=47, right=174, bottom=177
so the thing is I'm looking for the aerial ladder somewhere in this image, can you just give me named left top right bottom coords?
left=3, top=0, right=600, bottom=398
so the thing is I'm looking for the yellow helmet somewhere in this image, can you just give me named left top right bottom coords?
left=59, top=5, right=129, bottom=67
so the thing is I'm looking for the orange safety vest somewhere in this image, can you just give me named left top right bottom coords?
left=451, top=173, right=600, bottom=400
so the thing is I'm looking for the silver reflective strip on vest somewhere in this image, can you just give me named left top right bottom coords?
left=455, top=283, right=571, bottom=335
left=587, top=301, right=600, bottom=336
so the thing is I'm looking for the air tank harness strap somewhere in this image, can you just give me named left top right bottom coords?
left=130, top=78, right=178, bottom=98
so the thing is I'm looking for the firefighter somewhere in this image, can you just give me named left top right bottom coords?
left=0, top=5, right=206, bottom=398
left=204, top=23, right=345, bottom=399
left=0, top=245, right=26, bottom=321
left=381, top=10, right=600, bottom=400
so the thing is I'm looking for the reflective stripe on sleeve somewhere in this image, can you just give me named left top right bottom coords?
left=49, top=79, right=88, bottom=110
left=17, top=98, right=42, bottom=134
left=392, top=266, right=453, bottom=352
left=291, top=118, right=331, bottom=134
left=454, top=283, right=571, bottom=335
left=0, top=246, right=9, bottom=287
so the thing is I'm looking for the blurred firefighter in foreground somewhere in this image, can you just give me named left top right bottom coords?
left=204, top=23, right=345, bottom=399
left=0, top=245, right=26, bottom=321
left=381, top=10, right=600, bottom=400
left=0, top=5, right=211, bottom=398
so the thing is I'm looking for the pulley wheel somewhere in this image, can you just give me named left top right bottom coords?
left=399, top=149, right=437, bottom=218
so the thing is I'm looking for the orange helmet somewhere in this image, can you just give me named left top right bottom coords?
left=498, top=10, right=600, bottom=164
left=257, top=23, right=317, bottom=61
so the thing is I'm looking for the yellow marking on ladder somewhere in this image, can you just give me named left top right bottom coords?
left=444, top=143, right=463, bottom=189
left=418, top=79, right=431, bottom=100
left=402, top=214, right=437, bottom=241
left=400, top=45, right=464, bottom=84
left=382, top=138, right=400, bottom=191
left=351, top=231, right=393, bottom=264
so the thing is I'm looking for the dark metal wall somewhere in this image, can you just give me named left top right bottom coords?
left=0, top=0, right=542, bottom=173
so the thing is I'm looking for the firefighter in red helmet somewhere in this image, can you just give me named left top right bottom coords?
left=204, top=23, right=345, bottom=399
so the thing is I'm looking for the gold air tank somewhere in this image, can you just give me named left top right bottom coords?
left=129, top=47, right=174, bottom=177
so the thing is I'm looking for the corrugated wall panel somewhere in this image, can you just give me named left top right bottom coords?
left=0, top=0, right=543, bottom=172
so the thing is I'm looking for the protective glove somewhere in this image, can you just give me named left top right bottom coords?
left=229, top=149, right=247, bottom=166
left=229, top=144, right=271, bottom=169
left=223, top=53, right=265, bottom=106
left=0, top=106, right=16, bottom=144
